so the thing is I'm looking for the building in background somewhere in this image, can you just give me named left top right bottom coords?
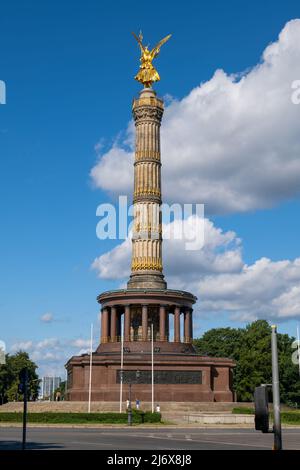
left=40, top=376, right=61, bottom=400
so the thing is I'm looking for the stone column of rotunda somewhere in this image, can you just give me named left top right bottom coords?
left=100, top=304, right=194, bottom=344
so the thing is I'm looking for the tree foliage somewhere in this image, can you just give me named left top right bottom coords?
left=0, top=351, right=40, bottom=403
left=194, top=320, right=300, bottom=404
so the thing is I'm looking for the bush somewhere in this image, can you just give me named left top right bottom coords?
left=232, top=407, right=254, bottom=414
left=134, top=411, right=161, bottom=423
left=232, top=408, right=300, bottom=424
left=0, top=411, right=161, bottom=424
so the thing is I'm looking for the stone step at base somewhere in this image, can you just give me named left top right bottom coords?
left=162, top=413, right=255, bottom=425
left=0, top=401, right=254, bottom=413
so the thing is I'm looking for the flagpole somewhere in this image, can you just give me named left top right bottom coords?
left=151, top=323, right=154, bottom=413
left=88, top=323, right=93, bottom=413
left=119, top=328, right=124, bottom=413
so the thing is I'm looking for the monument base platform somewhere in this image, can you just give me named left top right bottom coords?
left=66, top=346, right=235, bottom=403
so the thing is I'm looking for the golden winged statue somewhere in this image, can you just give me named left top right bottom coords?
left=132, top=31, right=171, bottom=88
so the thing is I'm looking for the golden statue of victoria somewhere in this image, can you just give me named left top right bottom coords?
left=132, top=31, right=171, bottom=87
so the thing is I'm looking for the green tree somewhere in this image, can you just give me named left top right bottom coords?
left=194, top=320, right=300, bottom=404
left=194, top=326, right=244, bottom=359
left=0, top=351, right=40, bottom=403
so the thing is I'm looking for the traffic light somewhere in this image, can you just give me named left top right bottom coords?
left=254, top=385, right=269, bottom=433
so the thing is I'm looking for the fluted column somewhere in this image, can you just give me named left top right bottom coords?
left=128, top=87, right=166, bottom=289
left=159, top=305, right=166, bottom=341
left=142, top=304, right=148, bottom=341
left=110, top=306, right=117, bottom=342
left=174, top=306, right=180, bottom=342
left=124, top=305, right=131, bottom=341
left=101, top=307, right=109, bottom=343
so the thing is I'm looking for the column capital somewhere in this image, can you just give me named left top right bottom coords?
left=184, top=306, right=193, bottom=313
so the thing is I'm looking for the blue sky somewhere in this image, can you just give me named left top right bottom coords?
left=1, top=0, right=300, bottom=376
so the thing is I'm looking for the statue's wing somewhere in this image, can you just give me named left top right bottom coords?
left=150, top=34, right=172, bottom=58
left=132, top=31, right=144, bottom=53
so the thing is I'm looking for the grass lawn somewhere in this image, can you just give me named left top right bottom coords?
left=0, top=411, right=161, bottom=425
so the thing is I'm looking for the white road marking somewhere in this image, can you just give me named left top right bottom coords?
left=69, top=441, right=113, bottom=447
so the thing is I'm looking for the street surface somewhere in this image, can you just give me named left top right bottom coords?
left=0, top=427, right=299, bottom=450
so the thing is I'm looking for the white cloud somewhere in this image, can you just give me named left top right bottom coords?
left=36, top=338, right=61, bottom=350
left=195, top=258, right=300, bottom=321
left=76, top=348, right=90, bottom=355
left=92, top=216, right=243, bottom=281
left=90, top=146, right=133, bottom=196
left=11, top=341, right=34, bottom=352
left=90, top=19, right=300, bottom=215
left=40, top=312, right=54, bottom=323
left=9, top=336, right=93, bottom=379
left=91, top=235, right=132, bottom=279
left=69, top=338, right=91, bottom=348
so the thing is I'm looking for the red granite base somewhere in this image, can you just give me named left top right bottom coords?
left=66, top=348, right=235, bottom=403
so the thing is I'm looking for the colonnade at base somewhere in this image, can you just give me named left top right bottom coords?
left=100, top=304, right=193, bottom=344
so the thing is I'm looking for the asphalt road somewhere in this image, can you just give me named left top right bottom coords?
left=0, top=427, right=300, bottom=450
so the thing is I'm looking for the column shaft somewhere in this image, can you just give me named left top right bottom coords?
left=110, top=306, right=117, bottom=342
left=142, top=305, right=148, bottom=341
left=124, top=305, right=130, bottom=342
left=184, top=308, right=191, bottom=343
left=117, top=312, right=121, bottom=338
left=190, top=309, right=193, bottom=341
left=102, top=307, right=109, bottom=343
left=159, top=305, right=166, bottom=341
left=174, top=306, right=180, bottom=342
